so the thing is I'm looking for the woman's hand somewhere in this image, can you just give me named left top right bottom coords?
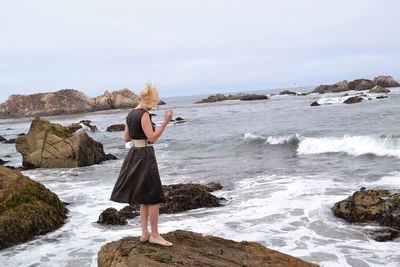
left=164, top=109, right=173, bottom=123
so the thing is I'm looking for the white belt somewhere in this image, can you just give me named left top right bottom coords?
left=126, top=139, right=153, bottom=148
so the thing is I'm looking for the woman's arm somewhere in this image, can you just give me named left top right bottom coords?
left=123, top=123, right=132, bottom=142
left=141, top=109, right=173, bottom=142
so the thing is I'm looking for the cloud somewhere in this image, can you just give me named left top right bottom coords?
left=0, top=0, right=399, bottom=101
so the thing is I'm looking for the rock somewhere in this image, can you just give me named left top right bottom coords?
left=0, top=136, right=6, bottom=142
left=173, top=117, right=186, bottom=125
left=369, top=85, right=390, bottom=93
left=97, top=208, right=127, bottom=225
left=98, top=230, right=318, bottom=267
left=78, top=120, right=98, bottom=132
left=65, top=123, right=83, bottom=133
left=310, top=101, right=320, bottom=106
left=3, top=138, right=16, bottom=144
left=348, top=79, right=374, bottom=91
left=343, top=96, right=363, bottom=104
left=376, top=95, right=388, bottom=99
left=333, top=189, right=400, bottom=241
left=0, top=158, right=10, bottom=165
left=0, top=166, right=68, bottom=249
left=312, top=80, right=349, bottom=94
left=205, top=182, right=223, bottom=192
left=16, top=118, right=113, bottom=169
left=119, top=205, right=139, bottom=219
left=279, top=90, right=298, bottom=95
left=0, top=88, right=138, bottom=119
left=175, top=117, right=184, bottom=121
left=369, top=228, right=400, bottom=242
left=160, top=183, right=222, bottom=214
left=158, top=100, right=166, bottom=105
left=106, top=124, right=125, bottom=132
left=239, top=94, right=268, bottom=101
left=372, top=75, right=400, bottom=88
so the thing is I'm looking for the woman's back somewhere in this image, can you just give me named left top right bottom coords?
left=126, top=108, right=148, bottom=139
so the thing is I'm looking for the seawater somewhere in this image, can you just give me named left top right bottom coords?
left=1, top=87, right=400, bottom=267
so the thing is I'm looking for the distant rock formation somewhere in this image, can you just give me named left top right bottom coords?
left=0, top=166, right=68, bottom=249
left=332, top=188, right=400, bottom=241
left=16, top=118, right=115, bottom=169
left=98, top=230, right=318, bottom=267
left=195, top=93, right=268, bottom=103
left=0, top=88, right=138, bottom=118
left=106, top=124, right=125, bottom=132
left=369, top=85, right=390, bottom=94
left=311, top=75, right=399, bottom=94
left=279, top=90, right=306, bottom=96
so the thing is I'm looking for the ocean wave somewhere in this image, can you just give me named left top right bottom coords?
left=243, top=133, right=302, bottom=145
left=297, top=134, right=400, bottom=158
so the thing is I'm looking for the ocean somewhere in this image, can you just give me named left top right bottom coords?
left=0, top=87, right=399, bottom=267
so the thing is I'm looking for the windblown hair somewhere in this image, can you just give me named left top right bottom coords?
left=138, top=84, right=160, bottom=110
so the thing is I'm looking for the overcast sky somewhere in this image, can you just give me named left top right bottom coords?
left=0, top=0, right=399, bottom=101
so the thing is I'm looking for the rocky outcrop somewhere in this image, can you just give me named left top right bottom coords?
left=0, top=166, right=68, bottom=249
left=98, top=230, right=318, bottom=267
left=312, top=75, right=399, bottom=94
left=343, top=96, right=363, bottom=104
left=372, top=75, right=400, bottom=87
left=195, top=93, right=268, bottom=103
left=106, top=124, right=125, bottom=132
left=310, top=101, right=320, bottom=106
left=0, top=136, right=6, bottom=142
left=0, top=158, right=10, bottom=165
left=279, top=90, right=299, bottom=95
left=16, top=118, right=115, bottom=169
left=98, top=183, right=223, bottom=225
left=369, top=85, right=390, bottom=93
left=332, top=188, right=400, bottom=241
left=158, top=100, right=166, bottom=105
left=0, top=88, right=138, bottom=119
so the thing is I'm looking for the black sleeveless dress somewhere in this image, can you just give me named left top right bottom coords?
left=110, top=108, right=166, bottom=205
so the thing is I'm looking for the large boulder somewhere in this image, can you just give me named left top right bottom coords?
left=195, top=93, right=268, bottom=103
left=94, top=88, right=138, bottom=110
left=16, top=118, right=114, bottom=169
left=98, top=230, right=318, bottom=267
left=343, top=96, right=363, bottom=104
left=239, top=94, right=268, bottom=101
left=0, top=166, right=68, bottom=249
left=372, top=75, right=400, bottom=87
left=348, top=79, right=374, bottom=91
left=279, top=90, right=298, bottom=95
left=369, top=85, right=391, bottom=93
left=312, top=80, right=348, bottom=94
left=332, top=188, right=400, bottom=241
left=106, top=124, right=125, bottom=132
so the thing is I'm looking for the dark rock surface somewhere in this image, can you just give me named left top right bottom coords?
left=195, top=93, right=268, bottom=103
left=106, top=124, right=125, bottom=132
left=372, top=75, right=400, bottom=87
left=310, top=101, right=320, bottom=106
left=348, top=79, right=374, bottom=91
left=369, top=85, right=390, bottom=94
left=279, top=90, right=298, bottom=95
left=312, top=80, right=349, bottom=94
left=0, top=136, right=6, bottom=142
left=97, top=208, right=127, bottom=225
left=343, top=96, right=363, bottom=104
left=239, top=94, right=268, bottom=101
left=0, top=166, right=68, bottom=249
left=16, top=118, right=113, bottom=169
left=98, top=230, right=319, bottom=267
left=158, top=100, right=166, bottom=105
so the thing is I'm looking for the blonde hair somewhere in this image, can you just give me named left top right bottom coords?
left=138, top=84, right=160, bottom=110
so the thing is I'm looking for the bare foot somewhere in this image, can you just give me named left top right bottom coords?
left=140, top=231, right=151, bottom=242
left=150, top=233, right=173, bottom=246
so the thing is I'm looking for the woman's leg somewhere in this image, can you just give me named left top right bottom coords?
left=148, top=204, right=170, bottom=242
left=140, top=204, right=150, bottom=237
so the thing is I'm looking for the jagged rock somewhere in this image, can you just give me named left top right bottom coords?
left=348, top=79, right=374, bottom=91
left=0, top=136, right=6, bottom=142
left=343, top=96, right=363, bottom=104
left=372, top=75, right=400, bottom=87
left=0, top=166, right=68, bottom=249
left=332, top=189, right=400, bottom=241
left=312, top=80, right=349, bottom=94
left=239, top=94, right=268, bottom=101
left=0, top=88, right=138, bottom=119
left=16, top=118, right=113, bottom=169
left=119, top=205, right=139, bottom=219
left=97, top=208, right=127, bottom=225
left=106, top=124, right=125, bottom=132
left=98, top=230, right=318, bottom=267
left=78, top=120, right=98, bottom=132
left=3, top=138, right=16, bottom=144
left=310, top=101, right=320, bottom=106
left=279, top=90, right=298, bottom=95
left=0, top=158, right=10, bottom=165
left=369, top=85, right=390, bottom=93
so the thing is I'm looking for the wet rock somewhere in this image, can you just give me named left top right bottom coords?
left=205, top=182, right=223, bottom=192
left=368, top=229, right=399, bottom=242
left=160, top=183, right=223, bottom=214
left=239, top=94, right=268, bottom=101
left=0, top=136, right=6, bottom=142
left=78, top=120, right=98, bottom=132
left=158, top=100, right=166, bottom=105
left=343, top=96, right=363, bottom=104
left=0, top=158, right=10, bottom=165
left=119, top=205, right=139, bottom=219
left=97, top=208, right=127, bottom=225
left=16, top=118, right=113, bottom=169
left=3, top=138, right=16, bottom=144
left=106, top=124, right=125, bottom=132
left=348, top=79, right=374, bottom=91
left=98, top=230, right=318, bottom=267
left=369, top=85, right=390, bottom=94
left=312, top=80, right=349, bottom=94
left=173, top=117, right=186, bottom=125
left=372, top=75, right=400, bottom=88
left=310, top=101, right=320, bottom=106
left=0, top=166, right=68, bottom=249
left=279, top=90, right=298, bottom=95
left=376, top=95, right=388, bottom=99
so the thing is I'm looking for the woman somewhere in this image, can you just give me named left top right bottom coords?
left=110, top=84, right=173, bottom=246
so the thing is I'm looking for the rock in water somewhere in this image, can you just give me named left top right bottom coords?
left=0, top=166, right=68, bottom=249
left=343, top=96, right=363, bottom=104
left=0, top=135, right=6, bottom=142
left=98, top=230, right=318, bottom=267
left=372, top=75, right=400, bottom=87
left=97, top=208, right=127, bottom=225
left=369, top=85, right=390, bottom=93
left=347, top=79, right=374, bottom=91
left=106, top=124, right=125, bottom=132
left=279, top=90, right=298, bottom=95
left=310, top=101, right=320, bottom=106
left=239, top=94, right=268, bottom=101
left=16, top=118, right=113, bottom=169
left=312, top=80, right=349, bottom=94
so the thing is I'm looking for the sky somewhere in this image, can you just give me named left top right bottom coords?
left=0, top=0, right=399, bottom=101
